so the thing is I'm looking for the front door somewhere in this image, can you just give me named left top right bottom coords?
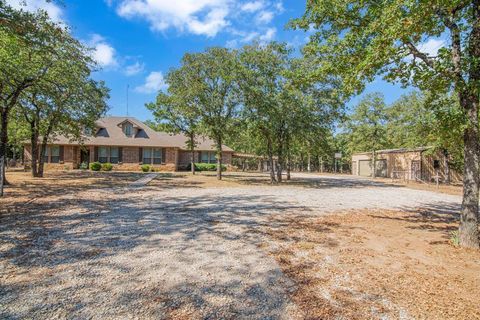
left=80, top=149, right=90, bottom=165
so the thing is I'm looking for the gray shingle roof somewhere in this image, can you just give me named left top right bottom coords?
left=50, top=116, right=234, bottom=152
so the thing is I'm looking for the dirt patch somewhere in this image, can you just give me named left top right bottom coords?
left=263, top=209, right=480, bottom=319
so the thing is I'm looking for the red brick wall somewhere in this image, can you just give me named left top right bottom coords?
left=178, top=151, right=200, bottom=165
left=165, top=148, right=176, bottom=164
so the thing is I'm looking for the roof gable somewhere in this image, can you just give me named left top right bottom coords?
left=46, top=116, right=234, bottom=152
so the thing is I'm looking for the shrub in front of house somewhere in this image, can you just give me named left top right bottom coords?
left=141, top=164, right=151, bottom=172
left=188, top=163, right=227, bottom=172
left=90, top=162, right=102, bottom=171
left=79, top=162, right=89, bottom=170
left=102, top=163, right=113, bottom=171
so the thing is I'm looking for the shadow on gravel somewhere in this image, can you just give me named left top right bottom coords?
left=0, top=183, right=465, bottom=318
left=0, top=191, right=303, bottom=318
left=226, top=174, right=403, bottom=189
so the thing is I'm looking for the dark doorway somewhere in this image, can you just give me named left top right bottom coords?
left=80, top=149, right=90, bottom=165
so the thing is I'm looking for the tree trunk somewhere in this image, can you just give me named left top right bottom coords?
left=215, top=138, right=222, bottom=180
left=37, top=140, right=49, bottom=178
left=189, top=133, right=195, bottom=175
left=0, top=155, right=4, bottom=197
left=286, top=155, right=291, bottom=181
left=30, top=133, right=39, bottom=178
left=458, top=98, right=480, bottom=248
left=0, top=108, right=10, bottom=196
left=286, top=141, right=291, bottom=181
left=443, top=149, right=450, bottom=185
left=276, top=158, right=283, bottom=183
left=268, top=154, right=276, bottom=184
left=276, top=146, right=283, bottom=183
left=267, top=138, right=276, bottom=184
left=307, top=153, right=311, bottom=173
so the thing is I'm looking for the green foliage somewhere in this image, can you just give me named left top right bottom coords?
left=79, top=162, right=88, bottom=170
left=187, top=163, right=226, bottom=172
left=101, top=163, right=113, bottom=171
left=237, top=42, right=344, bottom=180
left=141, top=164, right=151, bottom=172
left=345, top=93, right=390, bottom=154
left=291, top=1, right=478, bottom=97
left=0, top=1, right=109, bottom=182
left=147, top=47, right=242, bottom=179
left=450, top=231, right=460, bottom=247
left=146, top=60, right=202, bottom=160
left=343, top=90, right=465, bottom=171
left=89, top=162, right=101, bottom=171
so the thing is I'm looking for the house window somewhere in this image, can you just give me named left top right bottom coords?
left=42, top=146, right=49, bottom=163
left=124, top=123, right=133, bottom=137
left=153, top=148, right=162, bottom=164
left=98, top=146, right=108, bottom=163
left=201, top=151, right=216, bottom=164
left=50, top=146, right=60, bottom=163
left=143, top=148, right=152, bottom=164
left=110, top=147, right=119, bottom=164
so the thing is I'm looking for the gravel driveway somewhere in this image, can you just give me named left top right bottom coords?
left=0, top=173, right=462, bottom=319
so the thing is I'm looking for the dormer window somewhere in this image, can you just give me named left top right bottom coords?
left=124, top=123, right=133, bottom=137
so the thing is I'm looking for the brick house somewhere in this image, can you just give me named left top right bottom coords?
left=23, top=116, right=234, bottom=171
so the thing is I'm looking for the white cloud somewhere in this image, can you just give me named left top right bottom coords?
left=417, top=39, right=445, bottom=57
left=226, top=27, right=276, bottom=47
left=125, top=61, right=145, bottom=76
left=259, top=27, right=276, bottom=42
left=88, top=34, right=118, bottom=68
left=241, top=1, right=264, bottom=13
left=226, top=39, right=239, bottom=48
left=135, top=71, right=167, bottom=94
left=116, top=0, right=230, bottom=37
left=274, top=2, right=284, bottom=13
left=256, top=10, right=273, bottom=24
left=6, top=0, right=63, bottom=22
left=113, top=0, right=284, bottom=38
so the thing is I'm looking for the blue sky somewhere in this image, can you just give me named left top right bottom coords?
left=8, top=0, right=421, bottom=121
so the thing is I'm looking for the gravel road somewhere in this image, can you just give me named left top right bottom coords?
left=0, top=173, right=462, bottom=319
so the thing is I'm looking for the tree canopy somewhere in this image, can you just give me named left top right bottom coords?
left=293, top=0, right=480, bottom=248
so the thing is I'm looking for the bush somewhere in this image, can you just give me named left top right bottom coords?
left=102, top=163, right=113, bottom=171
left=141, top=164, right=151, bottom=172
left=187, top=163, right=227, bottom=172
left=79, top=162, right=88, bottom=170
left=90, top=162, right=101, bottom=171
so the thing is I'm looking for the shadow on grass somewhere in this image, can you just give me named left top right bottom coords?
left=2, top=171, right=144, bottom=202
left=367, top=202, right=462, bottom=241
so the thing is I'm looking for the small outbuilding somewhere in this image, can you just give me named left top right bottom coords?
left=351, top=147, right=461, bottom=183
